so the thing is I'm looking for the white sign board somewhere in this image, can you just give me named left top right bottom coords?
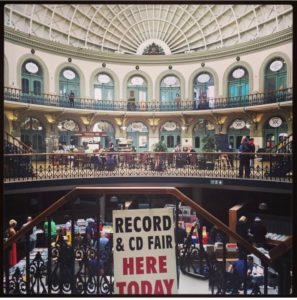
left=113, top=208, right=177, bottom=295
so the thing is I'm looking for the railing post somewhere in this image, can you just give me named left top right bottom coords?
left=47, top=217, right=52, bottom=294
left=96, top=197, right=101, bottom=294
left=263, top=263, right=268, bottom=295
left=70, top=214, right=75, bottom=294
left=25, top=233, right=30, bottom=294
left=222, top=234, right=226, bottom=294
left=5, top=247, right=10, bottom=294
left=243, top=254, right=247, bottom=295
left=175, top=199, right=179, bottom=289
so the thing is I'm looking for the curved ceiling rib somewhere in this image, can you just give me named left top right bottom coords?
left=4, top=4, right=292, bottom=55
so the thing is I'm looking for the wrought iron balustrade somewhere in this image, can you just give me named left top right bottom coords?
left=4, top=87, right=292, bottom=112
left=3, top=187, right=292, bottom=295
left=3, top=151, right=292, bottom=183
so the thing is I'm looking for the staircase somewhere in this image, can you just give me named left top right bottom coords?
left=4, top=132, right=34, bottom=178
left=267, top=134, right=292, bottom=178
left=4, top=131, right=34, bottom=154
left=3, top=187, right=292, bottom=295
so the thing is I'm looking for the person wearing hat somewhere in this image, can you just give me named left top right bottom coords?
left=7, top=219, right=18, bottom=265
left=250, top=217, right=267, bottom=248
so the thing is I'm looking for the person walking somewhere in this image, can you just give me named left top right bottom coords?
left=239, top=136, right=251, bottom=178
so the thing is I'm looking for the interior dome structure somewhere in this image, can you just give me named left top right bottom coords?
left=4, top=4, right=293, bottom=54
left=3, top=3, right=294, bottom=296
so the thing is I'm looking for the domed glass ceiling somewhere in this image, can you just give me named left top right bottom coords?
left=4, top=4, right=293, bottom=55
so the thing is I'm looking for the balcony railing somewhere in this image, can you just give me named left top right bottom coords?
left=3, top=187, right=292, bottom=295
left=3, top=151, right=292, bottom=183
left=4, top=87, right=292, bottom=112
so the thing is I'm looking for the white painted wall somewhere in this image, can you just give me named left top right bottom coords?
left=4, top=40, right=292, bottom=99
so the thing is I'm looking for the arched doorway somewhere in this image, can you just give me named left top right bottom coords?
left=127, top=122, right=149, bottom=152
left=92, top=121, right=115, bottom=149
left=59, top=67, right=80, bottom=106
left=94, top=73, right=114, bottom=109
left=228, top=119, right=251, bottom=151
left=193, top=72, right=215, bottom=109
left=20, top=117, right=46, bottom=153
left=228, top=67, right=249, bottom=106
left=264, top=58, right=287, bottom=93
left=127, top=76, right=148, bottom=111
left=160, top=76, right=181, bottom=111
left=21, top=60, right=44, bottom=103
left=58, top=119, right=80, bottom=148
left=263, top=116, right=288, bottom=150
left=192, top=119, right=215, bottom=152
left=160, top=121, right=181, bottom=151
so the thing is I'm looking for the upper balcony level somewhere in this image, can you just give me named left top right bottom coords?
left=4, top=87, right=292, bottom=113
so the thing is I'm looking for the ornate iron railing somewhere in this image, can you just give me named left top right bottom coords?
left=4, top=87, right=292, bottom=112
left=3, top=151, right=292, bottom=183
left=4, top=131, right=35, bottom=154
left=3, top=187, right=292, bottom=295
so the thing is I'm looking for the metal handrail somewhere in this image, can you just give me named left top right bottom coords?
left=4, top=131, right=35, bottom=154
left=3, top=151, right=293, bottom=183
left=4, top=86, right=292, bottom=112
left=3, top=186, right=292, bottom=265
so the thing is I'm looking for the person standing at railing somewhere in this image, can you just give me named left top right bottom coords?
left=248, top=138, right=256, bottom=169
left=175, top=93, right=181, bottom=110
left=68, top=90, right=75, bottom=107
left=6, top=219, right=18, bottom=266
left=239, top=136, right=252, bottom=178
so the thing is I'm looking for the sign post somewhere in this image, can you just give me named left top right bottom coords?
left=113, top=208, right=177, bottom=295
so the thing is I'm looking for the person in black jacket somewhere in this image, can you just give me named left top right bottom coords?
left=248, top=138, right=256, bottom=169
left=250, top=217, right=267, bottom=248
left=239, top=136, right=251, bottom=178
left=236, top=216, right=250, bottom=259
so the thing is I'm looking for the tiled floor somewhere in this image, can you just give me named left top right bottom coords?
left=177, top=270, right=278, bottom=295
left=178, top=271, right=210, bottom=295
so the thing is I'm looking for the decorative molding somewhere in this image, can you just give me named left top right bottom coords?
left=4, top=26, right=292, bottom=65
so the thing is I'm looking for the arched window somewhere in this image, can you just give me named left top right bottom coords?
left=21, top=60, right=43, bottom=95
left=92, top=121, right=115, bottom=149
left=20, top=117, right=45, bottom=153
left=228, top=119, right=251, bottom=150
left=193, top=72, right=214, bottom=109
left=192, top=119, right=215, bottom=152
left=160, top=121, right=181, bottom=150
left=94, top=73, right=114, bottom=106
left=127, top=76, right=147, bottom=103
left=127, top=122, right=149, bottom=152
left=228, top=67, right=249, bottom=105
left=160, top=75, right=181, bottom=110
left=59, top=68, right=80, bottom=100
left=264, top=58, right=287, bottom=93
left=58, top=119, right=80, bottom=147
left=263, top=116, right=288, bottom=150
